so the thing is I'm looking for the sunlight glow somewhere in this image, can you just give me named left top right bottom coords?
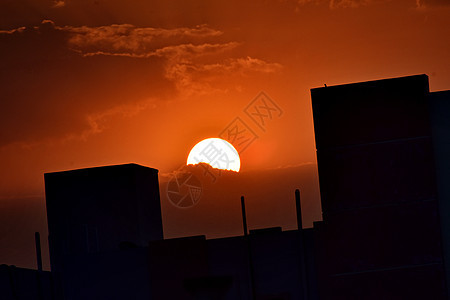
left=187, top=138, right=241, bottom=172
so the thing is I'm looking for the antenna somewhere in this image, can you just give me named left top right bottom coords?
left=241, top=196, right=248, bottom=236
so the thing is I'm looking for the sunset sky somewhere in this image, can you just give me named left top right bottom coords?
left=1, top=0, right=450, bottom=270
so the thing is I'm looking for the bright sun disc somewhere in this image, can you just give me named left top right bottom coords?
left=187, top=138, right=240, bottom=172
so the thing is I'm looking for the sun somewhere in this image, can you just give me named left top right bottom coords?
left=187, top=138, right=241, bottom=172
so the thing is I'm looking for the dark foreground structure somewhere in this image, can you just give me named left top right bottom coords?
left=2, top=74, right=450, bottom=299
left=312, top=75, right=448, bottom=299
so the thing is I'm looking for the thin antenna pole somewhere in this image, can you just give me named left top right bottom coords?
left=241, top=196, right=248, bottom=236
left=241, top=196, right=256, bottom=300
left=295, top=189, right=303, bottom=230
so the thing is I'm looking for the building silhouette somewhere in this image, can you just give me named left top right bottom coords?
left=1, top=74, right=450, bottom=299
left=311, top=74, right=447, bottom=299
left=44, top=164, right=314, bottom=299
left=430, top=89, right=450, bottom=292
left=0, top=264, right=53, bottom=300
left=44, top=164, right=163, bottom=300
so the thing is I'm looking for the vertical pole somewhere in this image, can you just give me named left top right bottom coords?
left=295, top=189, right=303, bottom=231
left=241, top=196, right=248, bottom=236
left=241, top=196, right=256, bottom=300
left=35, top=232, right=43, bottom=272
left=295, top=189, right=309, bottom=300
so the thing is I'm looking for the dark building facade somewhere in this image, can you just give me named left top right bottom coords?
left=430, top=89, right=450, bottom=295
left=0, top=265, right=53, bottom=300
left=148, top=228, right=316, bottom=300
left=44, top=164, right=163, bottom=300
left=311, top=74, right=448, bottom=299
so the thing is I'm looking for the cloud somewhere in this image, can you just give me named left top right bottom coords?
left=72, top=98, right=158, bottom=143
left=61, top=23, right=282, bottom=97
left=183, top=56, right=283, bottom=84
left=222, top=56, right=283, bottom=74
left=53, top=1, right=65, bottom=8
left=162, top=55, right=283, bottom=96
left=64, top=23, right=223, bottom=55
left=47, top=21, right=281, bottom=96
left=0, top=21, right=172, bottom=147
left=0, top=20, right=282, bottom=147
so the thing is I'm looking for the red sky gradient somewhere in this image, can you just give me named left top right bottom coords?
left=1, top=0, right=450, bottom=270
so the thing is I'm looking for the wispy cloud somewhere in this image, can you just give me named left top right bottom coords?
left=162, top=54, right=283, bottom=96
left=63, top=23, right=282, bottom=96
left=53, top=1, right=65, bottom=8
left=0, top=20, right=282, bottom=147
left=81, top=98, right=157, bottom=140
left=65, top=23, right=223, bottom=55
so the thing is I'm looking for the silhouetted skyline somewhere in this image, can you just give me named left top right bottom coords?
left=3, top=74, right=450, bottom=299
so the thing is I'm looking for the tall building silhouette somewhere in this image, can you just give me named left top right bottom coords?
left=311, top=74, right=447, bottom=299
left=44, top=164, right=163, bottom=300
left=430, top=89, right=450, bottom=295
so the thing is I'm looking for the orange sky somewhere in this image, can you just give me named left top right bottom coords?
left=1, top=0, right=450, bottom=269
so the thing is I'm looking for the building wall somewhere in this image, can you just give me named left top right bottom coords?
left=148, top=228, right=315, bottom=300
left=44, top=163, right=163, bottom=300
left=311, top=75, right=447, bottom=299
left=430, top=90, right=450, bottom=297
left=0, top=265, right=54, bottom=300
